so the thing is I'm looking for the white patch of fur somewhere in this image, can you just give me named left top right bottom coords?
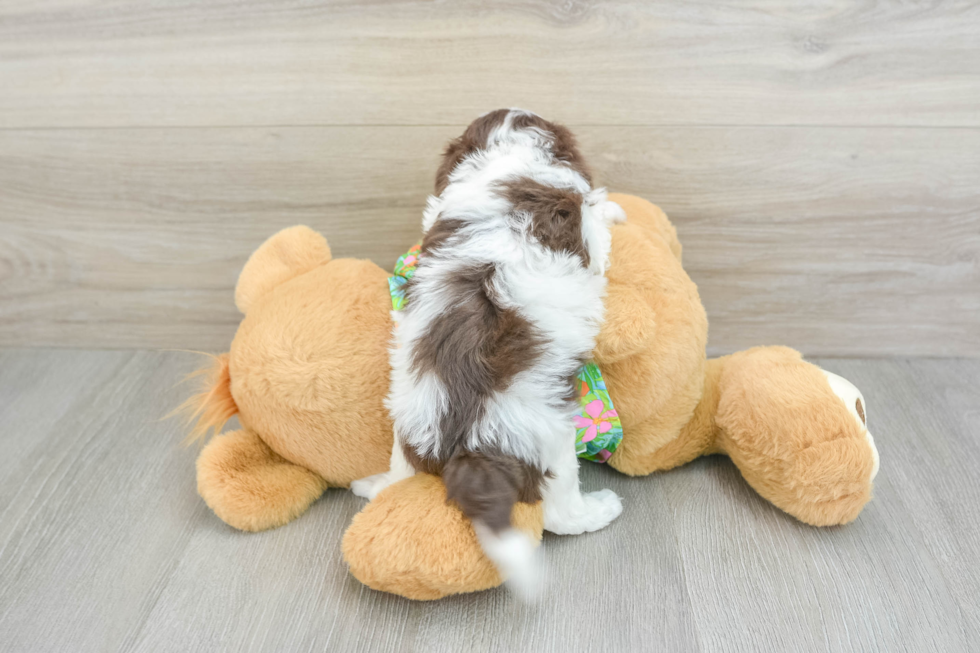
left=474, top=525, right=544, bottom=602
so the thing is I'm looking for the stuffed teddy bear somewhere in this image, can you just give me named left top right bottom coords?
left=183, top=194, right=879, bottom=600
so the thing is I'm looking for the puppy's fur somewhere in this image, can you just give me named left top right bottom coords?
left=352, top=109, right=625, bottom=597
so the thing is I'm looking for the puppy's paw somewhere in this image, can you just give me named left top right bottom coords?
left=544, top=489, right=623, bottom=535
left=580, top=489, right=623, bottom=531
left=350, top=472, right=393, bottom=500
left=602, top=200, right=627, bottom=224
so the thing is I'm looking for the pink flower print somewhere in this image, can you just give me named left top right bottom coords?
left=574, top=400, right=618, bottom=443
left=596, top=449, right=612, bottom=463
left=402, top=254, right=417, bottom=267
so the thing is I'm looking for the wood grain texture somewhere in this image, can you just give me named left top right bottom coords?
left=0, top=127, right=449, bottom=350
left=0, top=350, right=206, bottom=653
left=0, top=351, right=978, bottom=652
left=1, top=0, right=978, bottom=353
left=1, top=1, right=979, bottom=128
left=1, top=126, right=977, bottom=354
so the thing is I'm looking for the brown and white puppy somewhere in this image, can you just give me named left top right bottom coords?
left=351, top=109, right=625, bottom=597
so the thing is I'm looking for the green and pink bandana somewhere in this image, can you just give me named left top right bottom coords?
left=388, top=243, right=623, bottom=463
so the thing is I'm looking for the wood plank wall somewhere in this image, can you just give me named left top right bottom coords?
left=1, top=1, right=978, bottom=355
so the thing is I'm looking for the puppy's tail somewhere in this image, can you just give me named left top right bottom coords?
left=442, top=449, right=544, bottom=601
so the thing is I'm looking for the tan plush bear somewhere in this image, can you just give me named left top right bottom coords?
left=184, top=194, right=879, bottom=600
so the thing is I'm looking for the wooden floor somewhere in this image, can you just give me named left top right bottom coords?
left=0, top=349, right=976, bottom=652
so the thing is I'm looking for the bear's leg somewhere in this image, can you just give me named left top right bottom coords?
left=714, top=346, right=879, bottom=526
left=343, top=474, right=545, bottom=600
left=196, top=428, right=327, bottom=531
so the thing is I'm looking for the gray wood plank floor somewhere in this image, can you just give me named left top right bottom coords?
left=0, top=350, right=978, bottom=652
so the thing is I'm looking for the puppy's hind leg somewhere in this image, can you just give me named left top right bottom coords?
left=542, top=431, right=623, bottom=535
left=350, top=437, right=415, bottom=500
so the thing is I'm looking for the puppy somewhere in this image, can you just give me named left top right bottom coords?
left=352, top=108, right=626, bottom=597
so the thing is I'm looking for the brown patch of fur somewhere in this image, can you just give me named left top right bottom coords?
left=509, top=112, right=592, bottom=183
left=499, top=177, right=590, bottom=268
left=402, top=441, right=444, bottom=476
left=411, top=264, right=545, bottom=454
left=435, top=109, right=510, bottom=194
left=855, top=398, right=866, bottom=425
left=487, top=305, right=547, bottom=392
left=403, top=443, right=548, bottom=507
left=442, top=448, right=546, bottom=532
left=420, top=218, right=464, bottom=256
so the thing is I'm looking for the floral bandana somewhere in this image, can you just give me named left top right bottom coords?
left=388, top=243, right=624, bottom=463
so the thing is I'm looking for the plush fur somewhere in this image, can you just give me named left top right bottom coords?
left=196, top=428, right=327, bottom=532
left=182, top=193, right=879, bottom=598
left=714, top=347, right=875, bottom=525
left=231, top=250, right=395, bottom=488
left=177, top=352, right=237, bottom=444
left=234, top=225, right=332, bottom=314
left=595, top=194, right=709, bottom=474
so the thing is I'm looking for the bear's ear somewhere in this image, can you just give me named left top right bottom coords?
left=235, top=225, right=332, bottom=314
